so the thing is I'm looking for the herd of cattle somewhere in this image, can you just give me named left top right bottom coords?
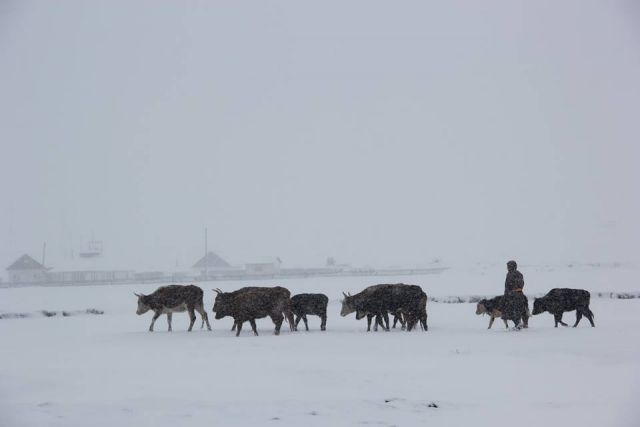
left=134, top=283, right=595, bottom=335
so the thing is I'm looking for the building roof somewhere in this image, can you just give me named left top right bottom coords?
left=247, top=256, right=282, bottom=265
left=192, top=251, right=231, bottom=269
left=6, top=254, right=47, bottom=271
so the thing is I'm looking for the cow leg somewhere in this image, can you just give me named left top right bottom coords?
left=488, top=316, right=495, bottom=329
left=573, top=310, right=583, bottom=327
left=302, top=314, right=309, bottom=331
left=273, top=314, right=284, bottom=335
left=558, top=313, right=568, bottom=327
left=404, top=315, right=412, bottom=332
left=400, top=313, right=407, bottom=330
left=294, top=315, right=302, bottom=329
left=513, top=318, right=522, bottom=330
left=231, top=321, right=237, bottom=332
left=187, top=308, right=197, bottom=332
left=392, top=313, right=399, bottom=329
left=167, top=312, right=173, bottom=332
left=522, top=313, right=529, bottom=328
left=502, top=318, right=509, bottom=329
left=382, top=313, right=390, bottom=331
left=235, top=321, right=243, bottom=337
left=320, top=313, right=327, bottom=331
left=285, top=308, right=296, bottom=332
left=149, top=311, right=162, bottom=332
left=375, top=315, right=386, bottom=331
left=585, top=309, right=595, bottom=327
left=422, top=314, right=428, bottom=331
left=366, top=314, right=373, bottom=332
left=406, top=315, right=416, bottom=332
left=249, top=319, right=259, bottom=336
left=196, top=304, right=212, bottom=331
left=554, top=313, right=568, bottom=327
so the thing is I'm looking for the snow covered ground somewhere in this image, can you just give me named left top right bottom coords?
left=1, top=265, right=639, bottom=427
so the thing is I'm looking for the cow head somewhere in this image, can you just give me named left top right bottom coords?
left=532, top=297, right=546, bottom=315
left=134, top=293, right=150, bottom=315
left=212, top=288, right=231, bottom=320
left=340, top=292, right=355, bottom=316
left=476, top=300, right=488, bottom=315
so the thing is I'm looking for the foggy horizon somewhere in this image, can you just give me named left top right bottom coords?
left=2, top=0, right=639, bottom=274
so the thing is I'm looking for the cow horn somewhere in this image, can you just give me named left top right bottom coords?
left=342, top=292, right=348, bottom=298
left=134, top=292, right=141, bottom=297
left=348, top=292, right=352, bottom=297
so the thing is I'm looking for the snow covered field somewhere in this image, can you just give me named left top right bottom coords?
left=1, top=265, right=639, bottom=427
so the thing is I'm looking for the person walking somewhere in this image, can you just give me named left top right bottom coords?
left=501, top=260, right=529, bottom=329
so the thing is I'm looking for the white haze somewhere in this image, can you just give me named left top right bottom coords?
left=1, top=0, right=639, bottom=272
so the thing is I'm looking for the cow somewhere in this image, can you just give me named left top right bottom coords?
left=355, top=306, right=427, bottom=332
left=342, top=284, right=428, bottom=332
left=212, top=286, right=296, bottom=336
left=291, top=293, right=328, bottom=331
left=476, top=296, right=510, bottom=329
left=134, top=284, right=211, bottom=332
left=532, top=288, right=595, bottom=328
left=406, top=291, right=428, bottom=332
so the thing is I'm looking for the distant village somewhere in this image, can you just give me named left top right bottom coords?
left=4, top=248, right=447, bottom=286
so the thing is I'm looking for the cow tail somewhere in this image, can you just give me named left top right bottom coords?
left=284, top=298, right=295, bottom=331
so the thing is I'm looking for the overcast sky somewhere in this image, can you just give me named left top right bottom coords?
left=1, top=0, right=639, bottom=272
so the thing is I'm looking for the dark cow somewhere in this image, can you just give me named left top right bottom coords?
left=476, top=295, right=532, bottom=329
left=342, top=284, right=428, bottom=332
left=406, top=291, right=428, bottom=331
left=212, top=286, right=295, bottom=336
left=532, top=288, right=595, bottom=328
left=291, top=293, right=328, bottom=331
left=134, top=284, right=211, bottom=332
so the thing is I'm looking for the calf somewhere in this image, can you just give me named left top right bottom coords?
left=476, top=296, right=509, bottom=329
left=291, top=293, right=328, bottom=331
left=134, top=284, right=211, bottom=332
left=212, top=286, right=295, bottom=336
left=532, top=288, right=595, bottom=328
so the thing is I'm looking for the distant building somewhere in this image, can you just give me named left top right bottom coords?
left=192, top=251, right=233, bottom=277
left=6, top=254, right=48, bottom=284
left=245, top=257, right=282, bottom=276
left=44, top=251, right=134, bottom=284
